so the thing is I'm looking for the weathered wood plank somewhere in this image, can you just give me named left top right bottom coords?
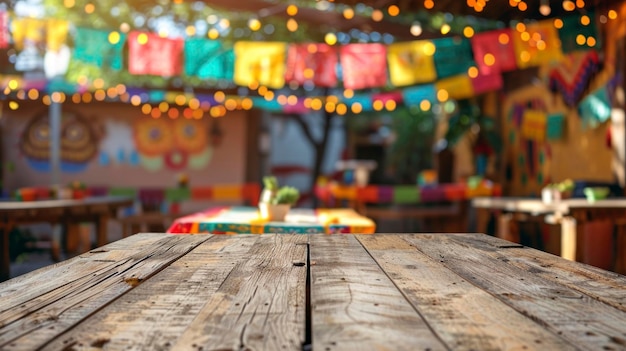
left=453, top=233, right=626, bottom=312
left=0, top=233, right=210, bottom=350
left=0, top=233, right=169, bottom=306
left=309, top=234, right=446, bottom=351
left=356, top=234, right=577, bottom=350
left=167, top=234, right=308, bottom=351
left=407, top=233, right=626, bottom=351
left=37, top=234, right=266, bottom=350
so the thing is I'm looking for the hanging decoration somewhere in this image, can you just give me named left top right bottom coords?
left=513, top=21, right=563, bottom=69
left=521, top=109, right=547, bottom=142
left=402, top=84, right=437, bottom=106
left=549, top=50, right=600, bottom=106
left=435, top=74, right=474, bottom=100
left=284, top=43, right=338, bottom=87
left=184, top=38, right=234, bottom=81
left=339, top=43, right=388, bottom=90
left=471, top=72, right=503, bottom=95
left=559, top=12, right=600, bottom=53
left=128, top=31, right=184, bottom=77
left=578, top=85, right=611, bottom=129
left=546, top=113, right=565, bottom=140
left=233, top=41, right=287, bottom=89
left=0, top=10, right=8, bottom=49
left=470, top=29, right=518, bottom=75
left=66, top=27, right=126, bottom=85
left=386, top=40, right=437, bottom=87
left=433, top=37, right=475, bottom=79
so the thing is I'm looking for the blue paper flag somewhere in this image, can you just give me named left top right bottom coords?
left=402, top=85, right=437, bottom=106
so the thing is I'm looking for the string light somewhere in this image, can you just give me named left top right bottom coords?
left=539, top=0, right=551, bottom=16
left=410, top=22, right=423, bottom=36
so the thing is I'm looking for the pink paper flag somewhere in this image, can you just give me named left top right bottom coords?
left=0, top=11, right=8, bottom=49
left=471, top=72, right=503, bottom=95
left=128, top=31, right=184, bottom=77
left=340, top=44, right=388, bottom=90
left=285, top=43, right=337, bottom=87
left=471, top=29, right=518, bottom=75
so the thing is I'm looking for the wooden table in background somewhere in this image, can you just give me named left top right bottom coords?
left=0, top=196, right=134, bottom=281
left=1, top=233, right=625, bottom=350
left=473, top=197, right=626, bottom=273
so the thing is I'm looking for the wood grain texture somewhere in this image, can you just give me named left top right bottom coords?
left=453, top=233, right=626, bottom=312
left=170, top=234, right=308, bottom=351
left=356, top=234, right=576, bottom=351
left=0, top=233, right=209, bottom=350
left=407, top=233, right=626, bottom=351
left=309, top=234, right=447, bottom=351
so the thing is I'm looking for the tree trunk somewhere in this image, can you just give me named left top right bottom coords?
left=291, top=110, right=335, bottom=208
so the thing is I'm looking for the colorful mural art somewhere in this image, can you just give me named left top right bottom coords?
left=132, top=117, right=213, bottom=171
left=19, top=109, right=103, bottom=172
left=19, top=111, right=216, bottom=173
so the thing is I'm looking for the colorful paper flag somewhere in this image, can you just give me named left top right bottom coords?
left=433, top=37, right=475, bottom=78
left=402, top=84, right=437, bottom=106
left=578, top=86, right=611, bottom=129
left=234, top=41, right=287, bottom=89
left=546, top=113, right=565, bottom=140
left=387, top=40, right=437, bottom=87
left=184, top=38, right=234, bottom=81
left=513, top=20, right=563, bottom=69
left=372, top=91, right=403, bottom=105
left=471, top=72, right=503, bottom=95
left=342, top=93, right=373, bottom=112
left=285, top=43, right=338, bottom=87
left=471, top=29, right=518, bottom=75
left=72, top=27, right=126, bottom=70
left=521, top=109, right=547, bottom=142
left=340, top=43, right=388, bottom=90
left=559, top=12, right=600, bottom=53
left=10, top=17, right=46, bottom=50
left=435, top=74, right=474, bottom=100
left=0, top=11, right=9, bottom=49
left=46, top=19, right=68, bottom=52
left=128, top=31, right=184, bottom=77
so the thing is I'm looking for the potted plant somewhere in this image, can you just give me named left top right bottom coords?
left=260, top=176, right=279, bottom=204
left=259, top=183, right=300, bottom=221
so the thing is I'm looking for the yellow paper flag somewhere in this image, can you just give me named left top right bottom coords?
left=521, top=110, right=547, bottom=142
left=46, top=19, right=69, bottom=51
left=234, top=41, right=287, bottom=89
left=513, top=20, right=563, bottom=69
left=387, top=40, right=437, bottom=87
left=11, top=18, right=46, bottom=50
left=435, top=74, right=474, bottom=100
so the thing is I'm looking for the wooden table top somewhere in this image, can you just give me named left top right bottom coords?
left=1, top=233, right=625, bottom=350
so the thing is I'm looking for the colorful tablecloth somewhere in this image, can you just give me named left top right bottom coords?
left=167, top=206, right=376, bottom=234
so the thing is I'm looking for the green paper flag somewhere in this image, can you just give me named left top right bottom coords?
left=546, top=113, right=565, bottom=140
left=433, top=37, right=475, bottom=78
left=578, top=86, right=611, bottom=129
left=184, top=38, right=234, bottom=81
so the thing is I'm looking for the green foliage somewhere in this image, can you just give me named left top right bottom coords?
left=273, top=186, right=300, bottom=205
left=262, top=176, right=279, bottom=191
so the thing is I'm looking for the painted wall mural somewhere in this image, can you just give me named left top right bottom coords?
left=132, top=117, right=214, bottom=171
left=18, top=110, right=217, bottom=174
left=19, top=109, right=103, bottom=172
